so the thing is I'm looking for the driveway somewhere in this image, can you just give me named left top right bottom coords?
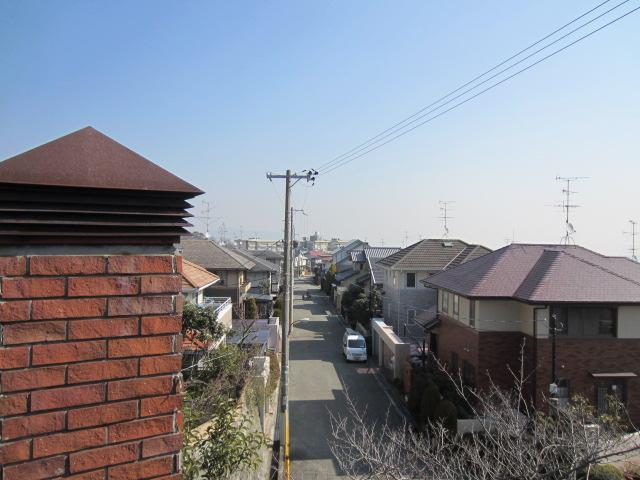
left=289, top=278, right=405, bottom=479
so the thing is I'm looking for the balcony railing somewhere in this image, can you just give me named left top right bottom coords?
left=201, top=296, right=232, bottom=317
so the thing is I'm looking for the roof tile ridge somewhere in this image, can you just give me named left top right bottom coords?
left=217, top=243, right=254, bottom=269
left=513, top=249, right=562, bottom=301
left=378, top=241, right=421, bottom=267
left=561, top=249, right=640, bottom=288
left=442, top=244, right=471, bottom=270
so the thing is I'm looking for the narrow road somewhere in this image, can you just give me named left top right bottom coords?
left=289, top=278, right=404, bottom=479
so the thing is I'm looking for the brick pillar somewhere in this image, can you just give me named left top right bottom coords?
left=1, top=253, right=184, bottom=479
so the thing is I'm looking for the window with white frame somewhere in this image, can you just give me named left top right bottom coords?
left=442, top=291, right=449, bottom=313
left=453, top=294, right=459, bottom=316
left=407, top=309, right=416, bottom=325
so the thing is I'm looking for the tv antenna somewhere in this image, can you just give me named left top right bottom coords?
left=193, top=200, right=218, bottom=239
left=624, top=220, right=638, bottom=261
left=402, top=231, right=409, bottom=247
left=554, top=176, right=587, bottom=245
left=438, top=201, right=454, bottom=239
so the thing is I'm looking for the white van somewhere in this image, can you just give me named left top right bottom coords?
left=342, top=328, right=367, bottom=362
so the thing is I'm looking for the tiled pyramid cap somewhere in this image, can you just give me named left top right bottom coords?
left=0, top=127, right=203, bottom=246
left=0, top=126, right=202, bottom=193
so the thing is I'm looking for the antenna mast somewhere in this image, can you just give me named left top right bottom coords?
left=624, top=220, right=638, bottom=261
left=554, top=176, right=587, bottom=245
left=438, top=200, right=454, bottom=239
left=201, top=201, right=212, bottom=239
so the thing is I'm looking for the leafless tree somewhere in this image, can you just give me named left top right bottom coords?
left=329, top=353, right=640, bottom=480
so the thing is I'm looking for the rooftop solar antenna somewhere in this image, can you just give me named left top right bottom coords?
left=554, top=176, right=588, bottom=245
left=624, top=219, right=638, bottom=261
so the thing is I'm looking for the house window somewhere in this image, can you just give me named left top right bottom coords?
left=407, top=309, right=416, bottom=325
left=462, top=360, right=475, bottom=387
left=406, top=273, right=416, bottom=288
left=450, top=352, right=459, bottom=373
left=596, top=380, right=626, bottom=415
left=442, top=291, right=449, bottom=313
left=453, top=295, right=459, bottom=317
left=551, top=306, right=617, bottom=338
left=469, top=300, right=476, bottom=327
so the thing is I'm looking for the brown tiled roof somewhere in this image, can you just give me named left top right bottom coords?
left=182, top=259, right=220, bottom=291
left=0, top=127, right=202, bottom=193
left=378, top=239, right=491, bottom=272
left=423, top=244, right=640, bottom=303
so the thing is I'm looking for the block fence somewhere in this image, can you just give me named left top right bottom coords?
left=0, top=254, right=184, bottom=479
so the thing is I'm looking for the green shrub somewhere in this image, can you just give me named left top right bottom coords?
left=246, top=297, right=258, bottom=319
left=579, top=464, right=624, bottom=480
left=433, top=399, right=458, bottom=433
left=419, top=382, right=441, bottom=429
left=182, top=303, right=225, bottom=342
left=408, top=370, right=429, bottom=417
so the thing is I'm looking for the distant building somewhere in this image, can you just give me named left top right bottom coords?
left=236, top=238, right=284, bottom=252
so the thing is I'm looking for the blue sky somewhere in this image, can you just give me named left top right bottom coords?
left=1, top=1, right=639, bottom=255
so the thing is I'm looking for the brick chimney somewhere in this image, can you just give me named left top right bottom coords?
left=0, top=127, right=202, bottom=478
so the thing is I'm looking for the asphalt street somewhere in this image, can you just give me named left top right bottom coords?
left=289, top=278, right=404, bottom=480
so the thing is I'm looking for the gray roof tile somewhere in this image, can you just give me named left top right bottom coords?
left=180, top=239, right=255, bottom=270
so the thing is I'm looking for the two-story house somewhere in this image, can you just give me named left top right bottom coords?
left=378, top=239, right=491, bottom=338
left=230, top=248, right=280, bottom=317
left=180, top=239, right=254, bottom=318
left=423, top=243, right=640, bottom=423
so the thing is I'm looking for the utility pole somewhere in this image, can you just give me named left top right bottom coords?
left=266, top=169, right=315, bottom=479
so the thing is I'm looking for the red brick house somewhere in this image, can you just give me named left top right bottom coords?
left=423, top=244, right=640, bottom=423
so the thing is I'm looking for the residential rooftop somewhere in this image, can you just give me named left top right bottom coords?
left=378, top=239, right=491, bottom=272
left=181, top=259, right=220, bottom=291
left=423, top=243, right=640, bottom=303
left=180, top=239, right=256, bottom=270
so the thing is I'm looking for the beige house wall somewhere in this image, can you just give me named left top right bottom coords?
left=619, top=306, right=640, bottom=338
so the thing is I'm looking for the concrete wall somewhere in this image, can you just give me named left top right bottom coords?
left=371, top=319, right=410, bottom=379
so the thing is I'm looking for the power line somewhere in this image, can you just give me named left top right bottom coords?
left=318, top=0, right=611, bottom=174
left=318, top=2, right=639, bottom=176
left=315, top=0, right=616, bottom=174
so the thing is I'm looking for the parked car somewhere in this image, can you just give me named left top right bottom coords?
left=342, top=328, right=367, bottom=362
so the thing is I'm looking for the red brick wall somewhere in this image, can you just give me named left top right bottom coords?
left=534, top=337, right=640, bottom=423
left=435, top=313, right=640, bottom=424
left=0, top=254, right=184, bottom=479
left=433, top=314, right=479, bottom=381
